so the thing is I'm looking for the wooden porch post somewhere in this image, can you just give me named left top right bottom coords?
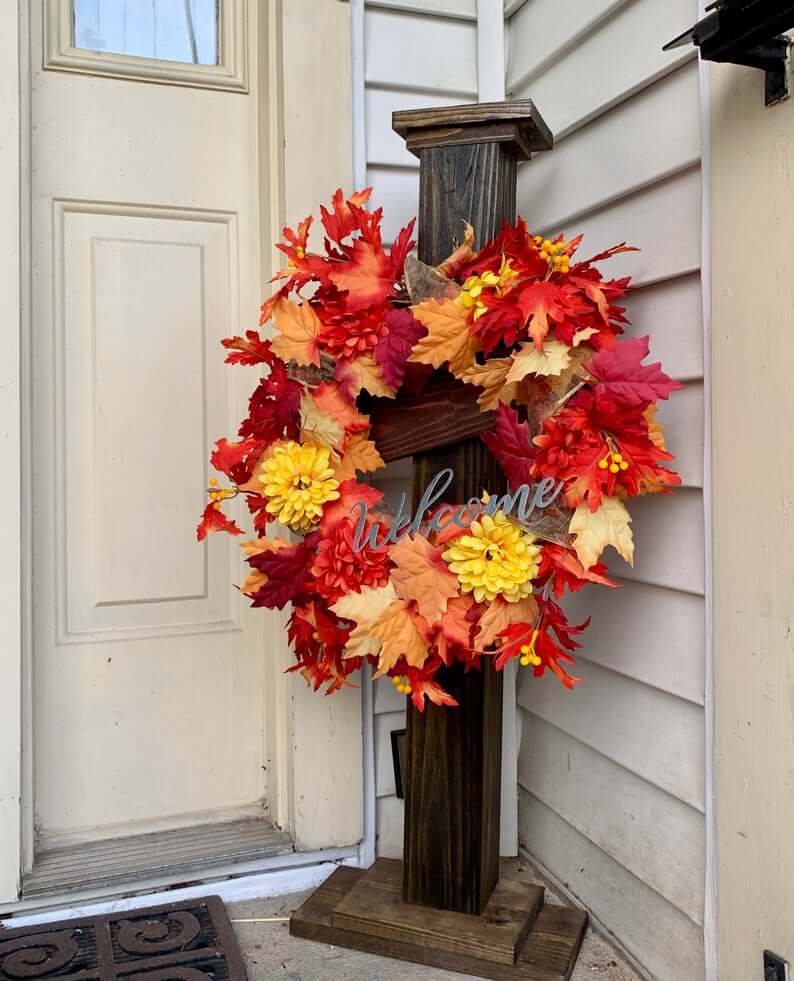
left=291, top=102, right=590, bottom=981
left=395, top=103, right=551, bottom=915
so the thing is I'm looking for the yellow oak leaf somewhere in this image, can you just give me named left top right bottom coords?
left=572, top=326, right=599, bottom=346
left=299, top=393, right=344, bottom=450
left=337, top=355, right=396, bottom=399
left=475, top=595, right=538, bottom=650
left=644, top=404, right=668, bottom=452
left=437, top=221, right=475, bottom=276
left=371, top=600, right=430, bottom=676
left=389, top=533, right=461, bottom=624
left=506, top=339, right=572, bottom=383
left=239, top=536, right=290, bottom=558
left=569, top=496, right=634, bottom=570
left=270, top=297, right=322, bottom=366
left=331, top=582, right=397, bottom=659
left=239, top=568, right=267, bottom=596
left=460, top=358, right=517, bottom=410
left=332, top=432, right=386, bottom=483
left=408, top=298, right=480, bottom=376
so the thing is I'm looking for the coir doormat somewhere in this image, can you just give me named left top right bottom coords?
left=0, top=896, right=247, bottom=981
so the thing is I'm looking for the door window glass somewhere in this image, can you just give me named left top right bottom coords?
left=73, top=0, right=219, bottom=65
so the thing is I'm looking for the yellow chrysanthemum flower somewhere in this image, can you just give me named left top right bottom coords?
left=260, top=441, right=340, bottom=532
left=442, top=511, right=540, bottom=604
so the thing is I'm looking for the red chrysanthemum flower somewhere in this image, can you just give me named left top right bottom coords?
left=311, top=519, right=392, bottom=603
left=318, top=305, right=389, bottom=361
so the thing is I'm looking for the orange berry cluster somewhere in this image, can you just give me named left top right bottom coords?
left=597, top=451, right=630, bottom=475
left=208, top=477, right=235, bottom=511
left=532, top=235, right=570, bottom=274
left=391, top=674, right=412, bottom=694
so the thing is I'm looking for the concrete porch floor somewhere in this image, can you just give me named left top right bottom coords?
left=227, top=877, right=643, bottom=981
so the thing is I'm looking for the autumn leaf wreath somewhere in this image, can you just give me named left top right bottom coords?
left=198, top=188, right=681, bottom=710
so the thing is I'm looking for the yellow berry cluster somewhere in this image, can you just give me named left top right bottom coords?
left=520, top=630, right=541, bottom=667
left=287, top=245, right=306, bottom=269
left=597, top=450, right=630, bottom=475
left=459, top=257, right=515, bottom=320
left=532, top=235, right=570, bottom=274
left=391, top=674, right=412, bottom=695
left=208, top=478, right=236, bottom=511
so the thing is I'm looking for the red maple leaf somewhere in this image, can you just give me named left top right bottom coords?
left=536, top=544, right=617, bottom=598
left=373, top=308, right=427, bottom=389
left=320, top=479, right=385, bottom=536
left=247, top=533, right=320, bottom=609
left=221, top=331, right=275, bottom=367
left=320, top=187, right=373, bottom=243
left=210, top=437, right=263, bottom=484
left=196, top=504, right=244, bottom=541
left=389, top=219, right=417, bottom=279
left=239, top=359, right=302, bottom=444
left=585, top=336, right=682, bottom=409
left=403, top=658, right=459, bottom=712
left=517, top=281, right=569, bottom=349
left=482, top=404, right=534, bottom=486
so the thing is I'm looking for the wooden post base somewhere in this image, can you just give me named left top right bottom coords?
left=290, top=859, right=588, bottom=981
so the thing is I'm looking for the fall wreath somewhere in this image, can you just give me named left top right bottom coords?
left=197, top=188, right=681, bottom=710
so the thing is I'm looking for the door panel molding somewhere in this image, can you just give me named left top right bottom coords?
left=43, top=0, right=248, bottom=92
left=52, top=199, right=243, bottom=644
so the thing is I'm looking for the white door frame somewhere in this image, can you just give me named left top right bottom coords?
left=0, top=0, right=24, bottom=907
left=0, top=0, right=364, bottom=907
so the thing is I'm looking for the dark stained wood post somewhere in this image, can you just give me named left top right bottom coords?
left=290, top=102, right=589, bottom=979
left=393, top=103, right=553, bottom=915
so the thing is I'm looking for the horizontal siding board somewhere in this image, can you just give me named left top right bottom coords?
left=365, top=9, right=478, bottom=95
left=615, top=488, right=705, bottom=595
left=376, top=795, right=404, bottom=858
left=516, top=62, right=701, bottom=231
left=563, top=582, right=706, bottom=705
left=518, top=714, right=706, bottom=924
left=623, top=273, right=704, bottom=381
left=367, top=0, right=477, bottom=21
left=367, top=165, right=419, bottom=244
left=538, top=167, right=701, bottom=286
left=518, top=659, right=706, bottom=810
left=508, top=0, right=633, bottom=113
left=375, top=711, right=406, bottom=798
left=509, top=0, right=697, bottom=138
left=654, top=380, right=704, bottom=489
left=519, top=791, right=706, bottom=980
left=366, top=88, right=474, bottom=168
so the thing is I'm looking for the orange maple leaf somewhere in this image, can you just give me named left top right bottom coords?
left=332, top=432, right=385, bottom=483
left=475, top=595, right=538, bottom=649
left=389, top=533, right=461, bottom=623
left=312, top=382, right=370, bottom=434
left=270, top=298, right=322, bottom=366
left=408, top=298, right=480, bottom=376
left=517, top=282, right=567, bottom=350
left=328, top=239, right=393, bottom=312
left=371, top=600, right=430, bottom=677
left=435, top=594, right=476, bottom=664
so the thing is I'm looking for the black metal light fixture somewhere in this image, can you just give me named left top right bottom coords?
left=664, top=0, right=794, bottom=106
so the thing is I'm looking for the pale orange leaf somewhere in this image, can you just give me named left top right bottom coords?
left=270, top=297, right=322, bottom=366
left=408, top=298, right=480, bottom=376
left=389, top=533, right=460, bottom=623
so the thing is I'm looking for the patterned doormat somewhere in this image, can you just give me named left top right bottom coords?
left=0, top=896, right=247, bottom=981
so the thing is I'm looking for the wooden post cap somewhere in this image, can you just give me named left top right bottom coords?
left=392, top=100, right=553, bottom=160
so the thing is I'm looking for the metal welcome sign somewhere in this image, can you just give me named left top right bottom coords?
left=349, top=469, right=564, bottom=552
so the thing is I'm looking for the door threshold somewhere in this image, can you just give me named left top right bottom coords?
left=22, top=816, right=294, bottom=900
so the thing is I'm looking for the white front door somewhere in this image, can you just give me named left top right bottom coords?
left=29, top=0, right=273, bottom=865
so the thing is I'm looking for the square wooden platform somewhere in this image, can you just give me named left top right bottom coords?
left=290, top=858, right=588, bottom=981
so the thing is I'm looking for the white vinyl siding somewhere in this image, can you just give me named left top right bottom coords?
left=507, top=2, right=706, bottom=978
